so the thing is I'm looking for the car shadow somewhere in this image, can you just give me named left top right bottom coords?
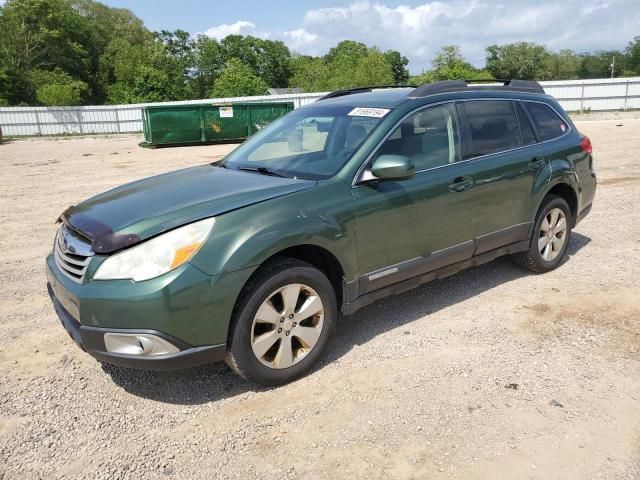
left=103, top=232, right=591, bottom=405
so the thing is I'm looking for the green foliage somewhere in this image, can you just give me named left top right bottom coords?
left=218, top=35, right=291, bottom=88
left=289, top=55, right=332, bottom=92
left=486, top=42, right=552, bottom=80
left=432, top=45, right=478, bottom=80
left=99, top=38, right=182, bottom=104
left=30, top=68, right=88, bottom=105
left=411, top=46, right=493, bottom=84
left=383, top=50, right=410, bottom=84
left=210, top=58, right=268, bottom=97
left=353, top=49, right=395, bottom=86
left=546, top=49, right=581, bottom=80
left=577, top=50, right=626, bottom=79
left=625, top=36, right=640, bottom=75
left=289, top=42, right=398, bottom=91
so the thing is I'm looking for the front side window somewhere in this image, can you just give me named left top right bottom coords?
left=458, top=100, right=521, bottom=159
left=525, top=102, right=568, bottom=141
left=372, top=103, right=459, bottom=171
left=223, top=105, right=388, bottom=179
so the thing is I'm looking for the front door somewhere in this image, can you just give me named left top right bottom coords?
left=352, top=103, right=477, bottom=295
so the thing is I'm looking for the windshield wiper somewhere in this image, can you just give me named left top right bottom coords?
left=237, top=166, right=287, bottom=178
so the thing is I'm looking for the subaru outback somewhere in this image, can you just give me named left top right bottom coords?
left=46, top=80, right=596, bottom=385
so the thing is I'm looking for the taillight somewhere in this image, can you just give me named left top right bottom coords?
left=580, top=136, right=593, bottom=154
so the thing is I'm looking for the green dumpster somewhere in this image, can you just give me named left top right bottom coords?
left=140, top=102, right=294, bottom=148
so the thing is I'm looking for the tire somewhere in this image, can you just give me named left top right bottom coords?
left=512, top=195, right=572, bottom=273
left=226, top=258, right=337, bottom=386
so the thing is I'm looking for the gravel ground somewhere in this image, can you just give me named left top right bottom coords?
left=0, top=117, right=639, bottom=479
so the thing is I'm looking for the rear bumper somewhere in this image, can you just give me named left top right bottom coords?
left=48, top=283, right=226, bottom=370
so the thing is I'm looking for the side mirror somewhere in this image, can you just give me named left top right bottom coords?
left=371, top=155, right=415, bottom=181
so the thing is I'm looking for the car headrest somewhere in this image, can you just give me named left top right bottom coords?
left=419, top=109, right=446, bottom=129
left=480, top=117, right=508, bottom=138
left=346, top=124, right=367, bottom=148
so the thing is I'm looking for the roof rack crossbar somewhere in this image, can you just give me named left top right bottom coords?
left=408, top=79, right=545, bottom=98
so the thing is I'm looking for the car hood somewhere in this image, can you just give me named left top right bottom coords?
left=61, top=165, right=315, bottom=253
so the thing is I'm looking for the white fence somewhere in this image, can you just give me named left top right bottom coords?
left=1, top=77, right=639, bottom=137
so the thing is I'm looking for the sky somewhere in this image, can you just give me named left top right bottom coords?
left=97, top=0, right=640, bottom=72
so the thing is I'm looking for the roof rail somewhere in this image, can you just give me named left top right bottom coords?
left=318, top=85, right=413, bottom=101
left=408, top=79, right=545, bottom=98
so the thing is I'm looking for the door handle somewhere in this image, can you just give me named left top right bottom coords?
left=448, top=176, right=474, bottom=192
left=529, top=156, right=546, bottom=170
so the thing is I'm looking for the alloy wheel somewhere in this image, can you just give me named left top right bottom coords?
left=538, top=207, right=567, bottom=261
left=250, top=283, right=325, bottom=369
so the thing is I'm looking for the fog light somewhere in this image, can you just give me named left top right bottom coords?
left=104, top=333, right=180, bottom=356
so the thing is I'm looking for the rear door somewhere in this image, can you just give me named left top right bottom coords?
left=455, top=99, right=550, bottom=254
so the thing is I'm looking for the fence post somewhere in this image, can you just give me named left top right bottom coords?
left=115, top=108, right=121, bottom=133
left=78, top=109, right=84, bottom=135
left=579, top=82, right=585, bottom=113
left=623, top=81, right=630, bottom=111
left=34, top=109, right=42, bottom=136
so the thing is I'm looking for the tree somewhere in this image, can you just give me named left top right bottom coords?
left=325, top=40, right=369, bottom=65
left=431, top=45, right=476, bottom=80
left=210, top=58, right=268, bottom=97
left=99, top=38, right=182, bottom=103
left=625, top=36, right=640, bottom=75
left=289, top=55, right=331, bottom=92
left=320, top=41, right=400, bottom=89
left=0, top=0, right=89, bottom=75
left=0, top=0, right=152, bottom=105
left=189, top=35, right=224, bottom=98
left=411, top=46, right=493, bottom=84
left=353, top=50, right=395, bottom=86
left=30, top=68, right=88, bottom=105
left=485, top=42, right=552, bottom=80
left=218, top=35, right=291, bottom=88
left=546, top=49, right=581, bottom=80
left=577, top=50, right=626, bottom=78
left=384, top=50, right=410, bottom=84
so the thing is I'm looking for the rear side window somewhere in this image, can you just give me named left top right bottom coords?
left=458, top=101, right=521, bottom=159
left=525, top=102, right=568, bottom=141
left=515, top=102, right=536, bottom=146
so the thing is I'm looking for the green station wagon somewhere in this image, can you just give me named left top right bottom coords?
left=47, top=80, right=596, bottom=385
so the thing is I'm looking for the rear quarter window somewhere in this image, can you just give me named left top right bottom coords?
left=458, top=100, right=521, bottom=159
left=525, top=102, right=568, bottom=141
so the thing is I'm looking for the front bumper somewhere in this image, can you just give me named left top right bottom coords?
left=48, top=283, right=226, bottom=370
left=45, top=253, right=255, bottom=371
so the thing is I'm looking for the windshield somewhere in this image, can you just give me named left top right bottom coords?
left=222, top=105, right=390, bottom=180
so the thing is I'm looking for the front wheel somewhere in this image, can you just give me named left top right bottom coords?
left=226, top=258, right=337, bottom=386
left=512, top=195, right=572, bottom=273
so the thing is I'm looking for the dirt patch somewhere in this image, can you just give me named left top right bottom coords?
left=520, top=288, right=640, bottom=360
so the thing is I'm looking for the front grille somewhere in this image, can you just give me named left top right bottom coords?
left=54, top=225, right=93, bottom=283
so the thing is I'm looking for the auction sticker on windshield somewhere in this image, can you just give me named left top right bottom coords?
left=348, top=107, right=390, bottom=118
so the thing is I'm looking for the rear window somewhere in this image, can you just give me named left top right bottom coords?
left=525, top=102, right=568, bottom=141
left=458, top=100, right=521, bottom=159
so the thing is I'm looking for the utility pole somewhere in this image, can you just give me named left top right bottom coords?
left=610, top=56, right=615, bottom=78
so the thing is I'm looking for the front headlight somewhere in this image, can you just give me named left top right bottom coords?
left=93, top=217, right=215, bottom=282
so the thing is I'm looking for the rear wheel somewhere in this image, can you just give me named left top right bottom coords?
left=226, top=258, right=336, bottom=386
left=512, top=195, right=572, bottom=273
